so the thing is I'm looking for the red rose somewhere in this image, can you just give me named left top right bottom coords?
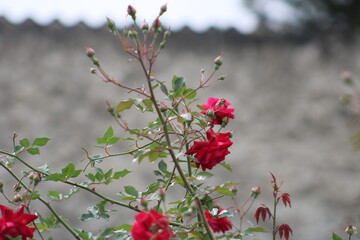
left=0, top=205, right=38, bottom=240
left=200, top=97, right=235, bottom=125
left=131, top=208, right=175, bottom=240
left=186, top=128, right=233, bottom=171
left=204, top=208, right=232, bottom=233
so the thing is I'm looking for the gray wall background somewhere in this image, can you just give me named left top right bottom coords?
left=1, top=19, right=360, bottom=239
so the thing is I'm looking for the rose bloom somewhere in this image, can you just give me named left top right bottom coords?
left=0, top=205, right=38, bottom=240
left=204, top=208, right=232, bottom=233
left=186, top=128, right=233, bottom=171
left=200, top=97, right=235, bottom=125
left=131, top=208, right=175, bottom=240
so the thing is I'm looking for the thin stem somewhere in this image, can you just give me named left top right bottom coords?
left=0, top=150, right=139, bottom=212
left=273, top=195, right=278, bottom=240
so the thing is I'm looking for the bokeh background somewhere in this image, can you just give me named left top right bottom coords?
left=1, top=0, right=360, bottom=239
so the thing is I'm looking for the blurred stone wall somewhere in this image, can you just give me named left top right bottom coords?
left=1, top=18, right=360, bottom=239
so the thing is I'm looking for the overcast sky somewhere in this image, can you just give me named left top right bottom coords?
left=0, top=0, right=293, bottom=33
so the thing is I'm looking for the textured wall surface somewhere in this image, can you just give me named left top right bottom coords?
left=1, top=19, right=360, bottom=239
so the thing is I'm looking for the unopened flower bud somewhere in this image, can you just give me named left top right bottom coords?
left=29, top=171, right=42, bottom=185
left=13, top=184, right=22, bottom=192
left=159, top=188, right=165, bottom=201
left=140, top=196, right=148, bottom=208
left=106, top=17, right=116, bottom=33
left=218, top=75, right=226, bottom=81
left=250, top=186, right=261, bottom=198
left=206, top=109, right=215, bottom=118
left=345, top=225, right=357, bottom=236
left=160, top=103, right=167, bottom=112
left=230, top=186, right=238, bottom=194
left=342, top=71, right=353, bottom=86
left=127, top=5, right=137, bottom=21
left=129, top=30, right=138, bottom=39
left=201, top=69, right=205, bottom=74
left=160, top=4, right=167, bottom=15
left=123, top=29, right=129, bottom=37
left=13, top=193, right=22, bottom=203
left=153, top=18, right=162, bottom=33
left=221, top=117, right=229, bottom=127
left=159, top=41, right=166, bottom=49
left=92, top=57, right=100, bottom=67
left=214, top=54, right=223, bottom=70
left=90, top=68, right=96, bottom=74
left=228, top=131, right=233, bottom=138
left=85, top=46, right=95, bottom=57
left=142, top=21, right=149, bottom=34
left=163, top=29, right=171, bottom=40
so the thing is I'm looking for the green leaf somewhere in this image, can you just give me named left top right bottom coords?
left=220, top=162, right=232, bottom=172
left=104, top=127, right=114, bottom=139
left=195, top=172, right=213, bottom=180
left=172, top=76, right=184, bottom=92
left=19, top=138, right=30, bottom=148
left=158, top=160, right=167, bottom=172
left=81, top=212, right=95, bottom=222
left=156, top=80, right=168, bottom=95
left=215, top=187, right=234, bottom=196
left=32, top=137, right=50, bottom=146
left=114, top=224, right=132, bottom=232
left=145, top=182, right=160, bottom=195
left=183, top=88, right=196, bottom=99
left=45, top=173, right=66, bottom=181
left=108, top=137, right=120, bottom=144
left=27, top=148, right=40, bottom=155
left=143, top=99, right=154, bottom=112
left=332, top=233, right=343, bottom=240
left=246, top=227, right=269, bottom=233
left=97, top=137, right=106, bottom=144
left=116, top=99, right=134, bottom=113
left=48, top=191, right=62, bottom=200
left=113, top=169, right=131, bottom=179
left=30, top=190, right=40, bottom=200
left=148, top=151, right=160, bottom=162
left=124, top=186, right=139, bottom=197
left=61, top=163, right=82, bottom=179
left=86, top=173, right=96, bottom=182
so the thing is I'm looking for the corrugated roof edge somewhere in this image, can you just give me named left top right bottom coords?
left=0, top=16, right=335, bottom=45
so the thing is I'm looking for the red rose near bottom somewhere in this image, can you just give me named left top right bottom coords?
left=0, top=205, right=38, bottom=240
left=131, top=208, right=175, bottom=240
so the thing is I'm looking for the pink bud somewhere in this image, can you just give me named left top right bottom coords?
left=85, top=46, right=95, bottom=57
left=153, top=17, right=162, bottom=33
left=160, top=3, right=167, bottom=15
left=142, top=20, right=149, bottom=34
left=127, top=5, right=136, bottom=20
left=13, top=193, right=22, bottom=203
left=251, top=186, right=261, bottom=198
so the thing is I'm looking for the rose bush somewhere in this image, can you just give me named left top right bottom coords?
left=0, top=4, right=310, bottom=240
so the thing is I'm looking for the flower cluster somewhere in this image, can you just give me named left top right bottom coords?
left=200, top=97, right=235, bottom=126
left=186, top=97, right=235, bottom=171
left=0, top=205, right=38, bottom=240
